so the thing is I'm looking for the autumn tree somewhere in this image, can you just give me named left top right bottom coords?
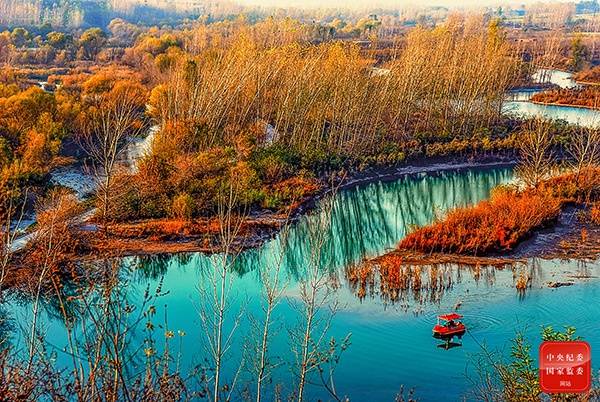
left=78, top=28, right=106, bottom=60
left=10, top=27, right=29, bottom=48
left=108, top=18, right=142, bottom=46
left=517, top=119, right=555, bottom=188
left=46, top=31, right=70, bottom=49
left=571, top=33, right=590, bottom=71
left=79, top=81, right=147, bottom=227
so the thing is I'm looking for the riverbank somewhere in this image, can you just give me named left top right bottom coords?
left=371, top=169, right=600, bottom=273
left=74, top=156, right=518, bottom=258
left=531, top=100, right=600, bottom=110
left=85, top=215, right=288, bottom=257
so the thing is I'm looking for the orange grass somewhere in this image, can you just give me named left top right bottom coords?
left=591, top=204, right=600, bottom=225
left=398, top=187, right=562, bottom=255
left=530, top=87, right=600, bottom=109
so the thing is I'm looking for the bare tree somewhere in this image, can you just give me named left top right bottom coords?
left=246, top=221, right=291, bottom=402
left=0, top=183, right=27, bottom=296
left=79, top=85, right=146, bottom=228
left=24, top=189, right=81, bottom=369
left=198, top=179, right=247, bottom=402
left=517, top=119, right=555, bottom=188
left=40, top=257, right=186, bottom=401
left=567, top=125, right=600, bottom=204
left=153, top=18, right=517, bottom=163
left=288, top=192, right=350, bottom=402
left=569, top=125, right=600, bottom=174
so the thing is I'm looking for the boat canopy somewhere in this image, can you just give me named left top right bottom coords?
left=438, top=313, right=463, bottom=321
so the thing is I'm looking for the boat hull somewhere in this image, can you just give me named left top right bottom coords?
left=432, top=324, right=466, bottom=339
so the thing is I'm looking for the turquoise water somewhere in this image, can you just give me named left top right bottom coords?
left=6, top=166, right=540, bottom=400
left=6, top=167, right=600, bottom=400
left=504, top=100, right=600, bottom=127
left=505, top=69, right=600, bottom=127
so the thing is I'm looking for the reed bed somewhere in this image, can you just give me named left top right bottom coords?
left=398, top=187, right=562, bottom=255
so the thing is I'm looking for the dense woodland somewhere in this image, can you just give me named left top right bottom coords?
left=4, top=9, right=600, bottom=244
left=0, top=16, right=523, bottom=228
left=4, top=4, right=600, bottom=289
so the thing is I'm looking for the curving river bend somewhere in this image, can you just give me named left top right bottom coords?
left=7, top=71, right=600, bottom=401
left=505, top=68, right=599, bottom=127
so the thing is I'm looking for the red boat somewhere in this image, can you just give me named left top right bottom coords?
left=432, top=313, right=466, bottom=339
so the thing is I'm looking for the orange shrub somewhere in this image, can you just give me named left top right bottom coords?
left=263, top=176, right=322, bottom=210
left=538, top=168, right=600, bottom=202
left=531, top=87, right=600, bottom=109
left=398, top=187, right=561, bottom=255
left=271, top=176, right=320, bottom=199
left=591, top=203, right=600, bottom=225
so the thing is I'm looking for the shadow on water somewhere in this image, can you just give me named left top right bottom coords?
left=437, top=339, right=463, bottom=350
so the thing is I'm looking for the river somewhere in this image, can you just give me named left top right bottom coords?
left=7, top=72, right=600, bottom=400
left=6, top=165, right=600, bottom=400
left=505, top=68, right=600, bottom=127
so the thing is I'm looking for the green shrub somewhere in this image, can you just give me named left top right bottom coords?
left=110, top=187, right=142, bottom=221
left=300, top=147, right=343, bottom=173
left=139, top=194, right=170, bottom=219
left=262, top=193, right=282, bottom=210
left=171, top=193, right=194, bottom=220
left=250, top=144, right=300, bottom=183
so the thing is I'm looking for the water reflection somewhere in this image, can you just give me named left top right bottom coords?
left=132, top=167, right=514, bottom=286
left=5, top=167, right=515, bottom=357
left=6, top=166, right=600, bottom=401
left=345, top=260, right=518, bottom=307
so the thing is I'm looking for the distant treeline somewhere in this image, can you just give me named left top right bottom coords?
left=4, top=0, right=600, bottom=33
left=0, top=0, right=248, bottom=29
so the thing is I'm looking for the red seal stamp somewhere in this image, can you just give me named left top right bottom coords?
left=539, top=341, right=591, bottom=394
